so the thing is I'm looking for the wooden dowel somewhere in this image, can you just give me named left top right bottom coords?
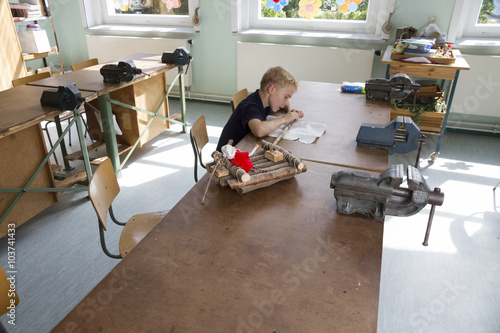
left=273, top=120, right=295, bottom=146
left=261, top=140, right=304, bottom=170
left=227, top=166, right=298, bottom=189
left=213, top=151, right=251, bottom=183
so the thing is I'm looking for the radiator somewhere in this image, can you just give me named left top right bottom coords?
left=85, top=35, right=192, bottom=88
left=236, top=42, right=374, bottom=91
left=447, top=54, right=500, bottom=133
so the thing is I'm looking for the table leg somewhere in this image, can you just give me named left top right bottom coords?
left=54, top=115, right=74, bottom=171
left=178, top=66, right=187, bottom=133
left=74, top=108, right=93, bottom=180
left=430, top=70, right=461, bottom=162
left=98, top=93, right=120, bottom=177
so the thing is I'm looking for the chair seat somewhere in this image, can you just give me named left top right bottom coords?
left=119, top=210, right=169, bottom=258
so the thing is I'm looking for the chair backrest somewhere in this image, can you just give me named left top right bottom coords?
left=230, top=88, right=248, bottom=112
left=0, top=264, right=19, bottom=316
left=191, top=115, right=209, bottom=154
left=11, top=71, right=51, bottom=87
left=88, top=159, right=120, bottom=231
left=71, top=58, right=99, bottom=71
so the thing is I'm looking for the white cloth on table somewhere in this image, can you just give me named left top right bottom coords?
left=267, top=115, right=327, bottom=144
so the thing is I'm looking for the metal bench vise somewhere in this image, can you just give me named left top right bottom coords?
left=100, top=59, right=146, bottom=84
left=40, top=82, right=84, bottom=110
left=330, top=164, right=444, bottom=245
left=366, top=73, right=420, bottom=103
left=356, top=116, right=421, bottom=155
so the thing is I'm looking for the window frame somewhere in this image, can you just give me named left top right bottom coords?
left=81, top=0, right=200, bottom=31
left=232, top=0, right=396, bottom=40
left=449, top=0, right=500, bottom=41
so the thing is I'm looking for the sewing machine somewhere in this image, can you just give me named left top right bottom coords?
left=330, top=164, right=444, bottom=245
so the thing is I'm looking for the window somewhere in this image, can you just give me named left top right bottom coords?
left=81, top=0, right=199, bottom=32
left=232, top=0, right=395, bottom=40
left=449, top=0, right=500, bottom=40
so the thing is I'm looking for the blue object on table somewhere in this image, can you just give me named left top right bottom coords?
left=341, top=82, right=365, bottom=93
left=356, top=116, right=420, bottom=155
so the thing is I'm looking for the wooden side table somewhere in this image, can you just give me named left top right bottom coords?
left=381, top=45, right=470, bottom=161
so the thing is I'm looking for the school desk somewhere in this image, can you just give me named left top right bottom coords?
left=27, top=53, right=189, bottom=176
left=0, top=85, right=93, bottom=237
left=52, top=161, right=384, bottom=333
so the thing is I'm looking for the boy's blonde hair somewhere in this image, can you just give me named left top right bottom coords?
left=260, top=66, right=298, bottom=92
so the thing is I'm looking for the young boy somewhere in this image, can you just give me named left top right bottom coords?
left=216, top=66, right=304, bottom=151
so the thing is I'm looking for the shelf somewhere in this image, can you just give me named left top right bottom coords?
left=13, top=16, right=49, bottom=22
left=22, top=46, right=58, bottom=61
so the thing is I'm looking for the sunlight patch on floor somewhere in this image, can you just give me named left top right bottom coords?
left=119, top=162, right=180, bottom=187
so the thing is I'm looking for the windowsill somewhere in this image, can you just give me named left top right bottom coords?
left=234, top=28, right=387, bottom=44
left=453, top=37, right=500, bottom=50
left=85, top=24, right=199, bottom=38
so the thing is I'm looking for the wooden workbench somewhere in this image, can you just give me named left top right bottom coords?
left=237, top=81, right=389, bottom=173
left=52, top=161, right=383, bottom=332
left=381, top=45, right=470, bottom=158
left=0, top=85, right=93, bottom=237
left=27, top=53, right=187, bottom=175
left=53, top=80, right=389, bottom=332
left=27, top=53, right=178, bottom=149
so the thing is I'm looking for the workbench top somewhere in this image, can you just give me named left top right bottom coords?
left=52, top=161, right=383, bottom=332
left=237, top=81, right=389, bottom=173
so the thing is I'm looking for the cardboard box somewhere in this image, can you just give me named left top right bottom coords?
left=18, top=29, right=51, bottom=54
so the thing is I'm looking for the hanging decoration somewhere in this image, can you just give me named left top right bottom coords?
left=298, top=0, right=322, bottom=21
left=266, top=0, right=289, bottom=12
left=113, top=0, right=129, bottom=12
left=339, top=0, right=362, bottom=13
left=162, top=0, right=181, bottom=10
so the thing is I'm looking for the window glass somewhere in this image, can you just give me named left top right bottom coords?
left=477, top=0, right=500, bottom=24
left=110, top=0, right=189, bottom=16
left=260, top=0, right=368, bottom=21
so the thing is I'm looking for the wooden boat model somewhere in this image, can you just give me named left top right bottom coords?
left=208, top=140, right=307, bottom=194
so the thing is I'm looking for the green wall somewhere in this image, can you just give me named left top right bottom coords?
left=45, top=0, right=463, bottom=97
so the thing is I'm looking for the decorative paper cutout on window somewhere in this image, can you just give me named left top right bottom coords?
left=113, top=0, right=128, bottom=11
left=162, top=0, right=181, bottom=10
left=267, top=0, right=289, bottom=12
left=298, top=0, right=322, bottom=20
left=339, top=0, right=361, bottom=13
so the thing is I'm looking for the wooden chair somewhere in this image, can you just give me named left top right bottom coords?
left=11, top=71, right=50, bottom=87
left=12, top=72, right=79, bottom=165
left=190, top=115, right=209, bottom=182
left=71, top=58, right=99, bottom=71
left=88, top=158, right=169, bottom=259
left=0, top=264, right=19, bottom=332
left=230, top=88, right=248, bottom=112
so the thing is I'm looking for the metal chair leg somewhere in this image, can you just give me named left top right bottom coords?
left=67, top=119, right=72, bottom=146
left=43, top=121, right=59, bottom=165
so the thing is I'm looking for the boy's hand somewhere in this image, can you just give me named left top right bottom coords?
left=289, top=109, right=304, bottom=119
left=284, top=109, right=302, bottom=124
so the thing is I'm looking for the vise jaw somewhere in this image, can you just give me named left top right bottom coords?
left=330, top=164, right=444, bottom=222
left=356, top=116, right=420, bottom=155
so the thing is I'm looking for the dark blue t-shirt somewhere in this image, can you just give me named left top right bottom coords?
left=216, top=89, right=271, bottom=151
